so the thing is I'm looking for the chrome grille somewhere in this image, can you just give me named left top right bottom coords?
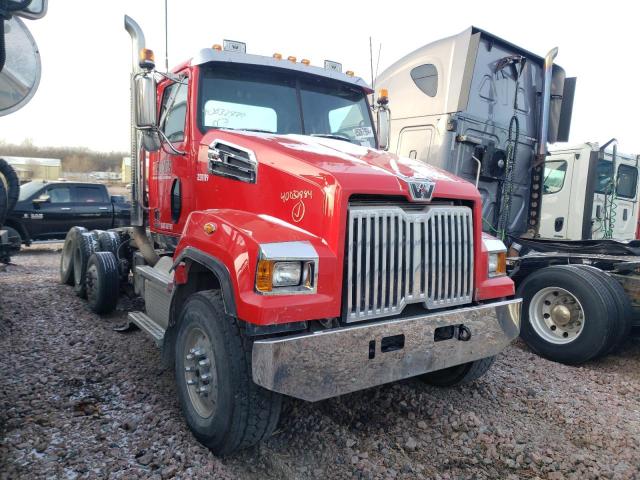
left=346, top=205, right=474, bottom=322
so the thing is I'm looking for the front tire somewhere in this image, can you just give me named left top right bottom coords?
left=420, top=356, right=496, bottom=387
left=517, top=265, right=616, bottom=364
left=175, top=290, right=282, bottom=455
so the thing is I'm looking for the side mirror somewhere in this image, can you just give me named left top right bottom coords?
left=134, top=74, right=157, bottom=129
left=377, top=107, right=390, bottom=151
left=32, top=194, right=50, bottom=205
left=13, top=0, right=48, bottom=20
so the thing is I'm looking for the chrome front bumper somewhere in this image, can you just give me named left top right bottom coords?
left=252, top=299, right=521, bottom=401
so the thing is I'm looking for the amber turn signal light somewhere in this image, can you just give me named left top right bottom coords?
left=256, top=260, right=274, bottom=292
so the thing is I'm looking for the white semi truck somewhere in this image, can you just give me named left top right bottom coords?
left=542, top=140, right=639, bottom=241
left=375, top=27, right=640, bottom=364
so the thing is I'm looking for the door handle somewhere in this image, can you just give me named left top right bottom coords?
left=98, top=207, right=109, bottom=210
left=554, top=217, right=564, bottom=232
left=60, top=207, right=71, bottom=210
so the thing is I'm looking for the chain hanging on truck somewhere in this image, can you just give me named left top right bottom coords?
left=495, top=56, right=526, bottom=241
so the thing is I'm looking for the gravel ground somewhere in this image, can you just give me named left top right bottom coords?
left=1, top=245, right=639, bottom=480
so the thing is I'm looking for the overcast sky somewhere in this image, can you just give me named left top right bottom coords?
left=1, top=0, right=638, bottom=154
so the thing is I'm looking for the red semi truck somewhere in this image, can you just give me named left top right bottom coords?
left=60, top=15, right=521, bottom=454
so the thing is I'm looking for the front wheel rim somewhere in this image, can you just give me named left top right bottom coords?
left=529, top=286, right=585, bottom=345
left=182, top=326, right=218, bottom=418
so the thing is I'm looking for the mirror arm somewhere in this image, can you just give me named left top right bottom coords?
left=155, top=70, right=188, bottom=85
left=155, top=128, right=186, bottom=156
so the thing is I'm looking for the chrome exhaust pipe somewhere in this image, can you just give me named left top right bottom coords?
left=537, top=47, right=558, bottom=159
left=124, top=15, right=145, bottom=227
left=124, top=15, right=158, bottom=266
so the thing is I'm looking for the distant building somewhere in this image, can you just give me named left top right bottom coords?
left=2, top=156, right=62, bottom=183
left=122, top=156, right=131, bottom=184
left=89, top=171, right=122, bottom=181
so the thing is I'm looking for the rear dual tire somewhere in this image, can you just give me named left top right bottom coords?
left=60, top=226, right=88, bottom=285
left=85, top=251, right=120, bottom=314
left=73, top=232, right=100, bottom=298
left=517, top=265, right=631, bottom=364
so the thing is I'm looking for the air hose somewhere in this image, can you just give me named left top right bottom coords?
left=496, top=115, right=519, bottom=240
left=494, top=56, right=525, bottom=241
left=602, top=181, right=618, bottom=239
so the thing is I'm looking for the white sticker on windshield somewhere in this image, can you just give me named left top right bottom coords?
left=353, top=126, right=374, bottom=140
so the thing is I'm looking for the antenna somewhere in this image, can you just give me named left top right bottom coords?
left=369, top=37, right=375, bottom=105
left=375, top=43, right=382, bottom=82
left=164, top=0, right=169, bottom=72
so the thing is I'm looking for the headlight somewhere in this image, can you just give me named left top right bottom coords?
left=255, top=241, right=318, bottom=294
left=483, top=237, right=507, bottom=278
left=273, top=262, right=302, bottom=287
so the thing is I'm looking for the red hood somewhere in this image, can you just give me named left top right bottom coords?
left=200, top=130, right=479, bottom=202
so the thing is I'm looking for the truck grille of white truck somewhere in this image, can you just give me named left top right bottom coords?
left=346, top=204, right=474, bottom=322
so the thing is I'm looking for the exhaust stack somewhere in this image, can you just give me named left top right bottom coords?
left=124, top=15, right=159, bottom=266
left=537, top=47, right=558, bottom=160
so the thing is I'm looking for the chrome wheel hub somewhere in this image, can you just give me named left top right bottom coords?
left=529, top=286, right=585, bottom=344
left=183, top=327, right=217, bottom=418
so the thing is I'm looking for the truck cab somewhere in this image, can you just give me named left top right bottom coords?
left=540, top=142, right=640, bottom=240
left=375, top=27, right=576, bottom=240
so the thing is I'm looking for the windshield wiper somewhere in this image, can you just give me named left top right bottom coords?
left=210, top=126, right=276, bottom=134
left=311, top=133, right=353, bottom=144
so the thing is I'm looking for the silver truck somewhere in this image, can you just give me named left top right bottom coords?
left=375, top=27, right=640, bottom=364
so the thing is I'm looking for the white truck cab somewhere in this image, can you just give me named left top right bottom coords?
left=540, top=141, right=639, bottom=240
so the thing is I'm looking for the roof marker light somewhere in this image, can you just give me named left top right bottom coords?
left=287, top=56, right=297, bottom=63
left=273, top=53, right=283, bottom=60
left=324, top=60, right=342, bottom=72
left=345, top=70, right=355, bottom=77
left=223, top=39, right=246, bottom=53
left=301, top=59, right=310, bottom=65
left=212, top=44, right=222, bottom=51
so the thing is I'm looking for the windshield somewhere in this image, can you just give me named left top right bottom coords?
left=18, top=181, right=45, bottom=201
left=198, top=63, right=376, bottom=148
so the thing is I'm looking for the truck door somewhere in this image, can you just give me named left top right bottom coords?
left=611, top=161, right=638, bottom=239
left=73, top=184, right=113, bottom=231
left=153, top=75, right=190, bottom=241
left=591, top=160, right=612, bottom=239
left=539, top=158, right=573, bottom=239
left=30, top=184, right=75, bottom=239
left=396, top=126, right=435, bottom=161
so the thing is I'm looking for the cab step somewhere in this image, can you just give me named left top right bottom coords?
left=128, top=311, right=166, bottom=346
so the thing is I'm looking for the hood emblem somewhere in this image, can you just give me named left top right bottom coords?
left=408, top=179, right=435, bottom=201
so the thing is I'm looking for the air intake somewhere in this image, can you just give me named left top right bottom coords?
left=208, top=140, right=257, bottom=183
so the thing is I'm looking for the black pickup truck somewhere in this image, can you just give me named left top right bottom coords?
left=4, top=181, right=130, bottom=249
